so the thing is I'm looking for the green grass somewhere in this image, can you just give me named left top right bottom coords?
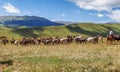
left=0, top=23, right=120, bottom=38
left=0, top=42, right=120, bottom=72
left=0, top=23, right=120, bottom=72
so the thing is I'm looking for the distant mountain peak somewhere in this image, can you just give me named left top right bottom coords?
left=105, top=22, right=120, bottom=24
left=0, top=16, right=64, bottom=27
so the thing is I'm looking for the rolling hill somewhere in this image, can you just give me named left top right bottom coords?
left=0, top=16, right=64, bottom=27
left=0, top=23, right=120, bottom=38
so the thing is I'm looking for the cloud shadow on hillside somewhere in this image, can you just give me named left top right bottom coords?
left=65, top=25, right=120, bottom=37
left=65, top=25, right=99, bottom=36
left=11, top=28, right=43, bottom=37
left=101, top=25, right=120, bottom=35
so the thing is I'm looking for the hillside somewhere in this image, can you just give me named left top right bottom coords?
left=0, top=16, right=63, bottom=27
left=0, top=23, right=120, bottom=38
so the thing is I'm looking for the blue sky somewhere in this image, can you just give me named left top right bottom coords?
left=0, top=0, right=120, bottom=23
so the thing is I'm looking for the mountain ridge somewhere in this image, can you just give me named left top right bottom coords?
left=0, top=16, right=64, bottom=27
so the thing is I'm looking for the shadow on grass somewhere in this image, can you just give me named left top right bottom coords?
left=65, top=25, right=99, bottom=36
left=11, top=27, right=43, bottom=37
left=10, top=24, right=120, bottom=37
left=101, top=25, right=120, bottom=34
left=65, top=25, right=120, bottom=37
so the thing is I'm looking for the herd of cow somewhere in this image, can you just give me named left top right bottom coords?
left=0, top=35, right=120, bottom=45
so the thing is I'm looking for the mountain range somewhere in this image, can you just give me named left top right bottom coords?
left=0, top=16, right=64, bottom=27
left=0, top=16, right=119, bottom=27
left=56, top=21, right=79, bottom=25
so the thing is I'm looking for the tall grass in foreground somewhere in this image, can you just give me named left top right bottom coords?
left=0, top=42, right=120, bottom=72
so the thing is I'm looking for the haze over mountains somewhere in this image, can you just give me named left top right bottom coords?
left=0, top=16, right=64, bottom=27
left=56, top=21, right=79, bottom=25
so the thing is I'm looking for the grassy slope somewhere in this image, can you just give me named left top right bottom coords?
left=0, top=23, right=120, bottom=38
left=0, top=23, right=120, bottom=72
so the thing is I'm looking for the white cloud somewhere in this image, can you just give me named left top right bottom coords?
left=61, top=13, right=66, bottom=17
left=68, top=0, right=120, bottom=22
left=51, top=19, right=57, bottom=21
left=108, top=10, right=120, bottom=22
left=97, top=13, right=104, bottom=17
left=68, top=0, right=120, bottom=12
left=89, top=13, right=104, bottom=17
left=100, top=21, right=107, bottom=23
left=25, top=11, right=32, bottom=14
left=89, top=13, right=95, bottom=16
left=2, top=3, right=21, bottom=13
left=23, top=11, right=32, bottom=15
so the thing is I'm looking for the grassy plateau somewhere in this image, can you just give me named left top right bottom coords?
left=0, top=23, right=120, bottom=72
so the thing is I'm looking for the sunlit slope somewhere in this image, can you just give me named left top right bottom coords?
left=0, top=23, right=120, bottom=38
